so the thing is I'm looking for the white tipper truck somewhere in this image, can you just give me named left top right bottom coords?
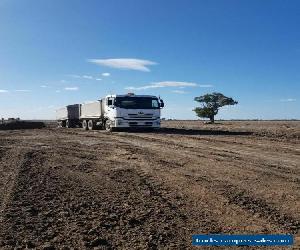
left=56, top=93, right=164, bottom=131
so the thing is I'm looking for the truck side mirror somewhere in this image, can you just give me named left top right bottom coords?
left=160, top=100, right=164, bottom=108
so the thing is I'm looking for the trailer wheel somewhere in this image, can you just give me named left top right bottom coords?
left=82, top=120, right=88, bottom=130
left=88, top=120, right=95, bottom=130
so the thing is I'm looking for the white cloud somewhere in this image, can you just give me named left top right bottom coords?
left=15, top=89, right=31, bottom=92
left=125, top=81, right=211, bottom=90
left=280, top=98, right=296, bottom=102
left=88, top=58, right=157, bottom=72
left=55, top=90, right=61, bottom=93
left=172, top=90, right=188, bottom=94
left=82, top=75, right=93, bottom=79
left=40, top=85, right=49, bottom=88
left=67, top=74, right=81, bottom=78
left=65, top=87, right=79, bottom=91
left=60, top=80, right=67, bottom=83
left=67, top=74, right=106, bottom=81
left=0, top=89, right=8, bottom=93
left=198, top=84, right=214, bottom=87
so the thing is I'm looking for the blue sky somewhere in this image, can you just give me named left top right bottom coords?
left=0, top=0, right=299, bottom=119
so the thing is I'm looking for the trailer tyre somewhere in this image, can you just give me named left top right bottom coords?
left=82, top=120, right=88, bottom=130
left=88, top=120, right=95, bottom=130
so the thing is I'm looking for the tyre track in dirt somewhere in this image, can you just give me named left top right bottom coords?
left=58, top=129, right=295, bottom=223
left=116, top=132, right=300, bottom=172
left=110, top=132, right=300, bottom=187
left=0, top=146, right=31, bottom=224
left=0, top=150, right=47, bottom=248
left=53, top=129, right=300, bottom=233
left=87, top=130, right=300, bottom=235
left=158, top=129, right=300, bottom=155
left=49, top=135, right=223, bottom=238
left=139, top=147, right=298, bottom=234
left=47, top=140, right=193, bottom=249
left=0, top=130, right=191, bottom=249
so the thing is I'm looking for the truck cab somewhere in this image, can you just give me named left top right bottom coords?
left=103, top=93, right=164, bottom=130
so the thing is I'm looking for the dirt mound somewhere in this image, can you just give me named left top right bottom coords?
left=0, top=121, right=45, bottom=130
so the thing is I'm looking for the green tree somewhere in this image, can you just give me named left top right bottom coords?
left=193, top=92, right=238, bottom=123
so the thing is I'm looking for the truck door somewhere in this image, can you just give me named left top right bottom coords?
left=106, top=97, right=115, bottom=112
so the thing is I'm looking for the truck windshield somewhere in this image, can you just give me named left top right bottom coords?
left=115, top=97, right=160, bottom=109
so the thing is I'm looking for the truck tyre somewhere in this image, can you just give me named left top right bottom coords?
left=88, top=120, right=95, bottom=130
left=66, top=120, right=71, bottom=128
left=61, top=121, right=66, bottom=128
left=105, top=120, right=114, bottom=132
left=82, top=120, right=88, bottom=130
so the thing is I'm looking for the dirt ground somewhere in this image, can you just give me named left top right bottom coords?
left=0, top=121, right=299, bottom=249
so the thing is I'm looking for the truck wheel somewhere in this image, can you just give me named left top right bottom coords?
left=61, top=121, right=66, bottom=128
left=66, top=120, right=70, bottom=128
left=105, top=120, right=114, bottom=132
left=88, top=120, right=95, bottom=130
left=82, top=120, right=88, bottom=130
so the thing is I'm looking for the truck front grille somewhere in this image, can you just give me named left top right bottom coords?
left=129, top=121, right=153, bottom=127
left=128, top=114, right=153, bottom=119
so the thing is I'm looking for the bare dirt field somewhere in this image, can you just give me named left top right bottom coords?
left=0, top=121, right=299, bottom=249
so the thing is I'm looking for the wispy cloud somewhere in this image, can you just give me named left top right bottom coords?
left=280, top=98, right=296, bottom=102
left=197, top=84, right=214, bottom=87
left=67, top=74, right=103, bottom=81
left=67, top=74, right=81, bottom=78
left=55, top=90, right=61, bottom=93
left=102, top=72, right=110, bottom=77
left=172, top=90, right=188, bottom=94
left=82, top=75, right=93, bottom=79
left=88, top=58, right=157, bottom=72
left=15, top=89, right=31, bottom=92
left=0, top=89, right=8, bottom=93
left=40, top=85, right=50, bottom=88
left=65, top=87, right=79, bottom=91
left=125, top=81, right=212, bottom=90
